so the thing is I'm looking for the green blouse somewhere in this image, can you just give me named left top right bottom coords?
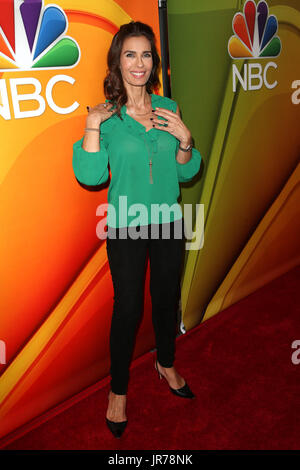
left=72, top=93, right=201, bottom=228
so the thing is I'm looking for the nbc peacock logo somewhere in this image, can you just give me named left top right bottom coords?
left=228, top=0, right=281, bottom=59
left=0, top=0, right=80, bottom=71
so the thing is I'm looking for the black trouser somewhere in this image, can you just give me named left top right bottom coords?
left=106, top=218, right=186, bottom=395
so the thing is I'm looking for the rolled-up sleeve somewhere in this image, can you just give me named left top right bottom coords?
left=72, top=131, right=109, bottom=186
left=175, top=140, right=202, bottom=183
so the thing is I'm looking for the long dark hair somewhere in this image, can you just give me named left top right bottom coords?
left=103, top=21, right=161, bottom=119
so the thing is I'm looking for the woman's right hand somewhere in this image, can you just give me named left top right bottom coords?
left=86, top=102, right=116, bottom=128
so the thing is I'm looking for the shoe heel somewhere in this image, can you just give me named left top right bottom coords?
left=155, top=359, right=162, bottom=379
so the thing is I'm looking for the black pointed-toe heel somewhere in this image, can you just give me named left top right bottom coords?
left=106, top=390, right=127, bottom=438
left=105, top=417, right=127, bottom=438
left=154, top=359, right=196, bottom=399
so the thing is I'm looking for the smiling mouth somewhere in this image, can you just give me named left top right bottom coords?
left=130, top=72, right=146, bottom=78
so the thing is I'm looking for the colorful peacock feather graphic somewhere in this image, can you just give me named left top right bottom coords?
left=0, top=0, right=80, bottom=71
left=228, top=0, right=281, bottom=59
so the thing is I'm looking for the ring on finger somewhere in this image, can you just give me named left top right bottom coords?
left=156, top=119, right=168, bottom=126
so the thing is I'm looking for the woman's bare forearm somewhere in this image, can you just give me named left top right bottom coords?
left=176, top=134, right=192, bottom=164
left=82, top=116, right=102, bottom=152
left=82, top=129, right=101, bottom=152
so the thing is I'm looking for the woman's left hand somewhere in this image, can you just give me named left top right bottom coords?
left=152, top=106, right=192, bottom=144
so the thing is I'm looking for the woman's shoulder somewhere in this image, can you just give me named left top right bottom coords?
left=152, top=93, right=178, bottom=112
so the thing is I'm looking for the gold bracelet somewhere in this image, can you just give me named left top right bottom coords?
left=85, top=127, right=100, bottom=132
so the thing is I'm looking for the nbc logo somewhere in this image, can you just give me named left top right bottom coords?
left=228, top=0, right=281, bottom=59
left=0, top=0, right=81, bottom=120
left=0, top=0, right=80, bottom=71
left=228, top=0, right=281, bottom=92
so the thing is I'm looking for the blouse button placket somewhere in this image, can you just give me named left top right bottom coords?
left=124, top=112, right=158, bottom=185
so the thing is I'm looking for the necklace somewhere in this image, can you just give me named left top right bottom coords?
left=139, top=133, right=155, bottom=184
left=125, top=94, right=155, bottom=183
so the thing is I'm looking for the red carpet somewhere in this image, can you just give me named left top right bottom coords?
left=2, top=265, right=300, bottom=450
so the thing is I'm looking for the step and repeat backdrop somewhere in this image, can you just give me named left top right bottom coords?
left=0, top=0, right=299, bottom=441
left=167, top=0, right=300, bottom=328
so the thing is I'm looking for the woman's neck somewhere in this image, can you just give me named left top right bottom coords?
left=125, top=89, right=151, bottom=113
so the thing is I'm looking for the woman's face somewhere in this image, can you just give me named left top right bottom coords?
left=119, top=35, right=153, bottom=89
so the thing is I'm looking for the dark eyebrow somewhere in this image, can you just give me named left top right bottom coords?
left=123, top=50, right=152, bottom=53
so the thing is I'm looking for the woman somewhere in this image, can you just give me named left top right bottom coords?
left=72, top=21, right=201, bottom=438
